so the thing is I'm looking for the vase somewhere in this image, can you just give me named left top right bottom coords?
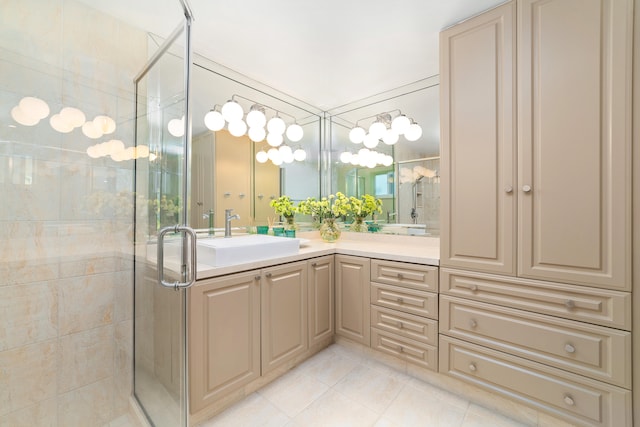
left=319, top=218, right=341, bottom=242
left=284, top=215, right=297, bottom=230
left=350, top=216, right=367, bottom=232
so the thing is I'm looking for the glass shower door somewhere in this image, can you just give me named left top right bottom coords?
left=133, top=8, right=194, bottom=427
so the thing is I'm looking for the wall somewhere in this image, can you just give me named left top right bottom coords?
left=0, top=0, right=146, bottom=425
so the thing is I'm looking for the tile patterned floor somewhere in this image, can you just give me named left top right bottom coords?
left=199, top=343, right=543, bottom=427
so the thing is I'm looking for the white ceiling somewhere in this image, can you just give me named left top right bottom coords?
left=80, top=0, right=504, bottom=111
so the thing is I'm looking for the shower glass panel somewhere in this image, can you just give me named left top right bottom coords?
left=133, top=12, right=193, bottom=427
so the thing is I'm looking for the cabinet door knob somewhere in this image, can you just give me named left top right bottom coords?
left=397, top=297, right=404, bottom=304
left=564, top=343, right=576, bottom=354
left=311, top=262, right=317, bottom=267
left=522, top=185, right=532, bottom=193
left=469, top=363, right=477, bottom=372
left=563, top=395, right=575, bottom=406
left=470, top=285, right=478, bottom=292
left=470, top=319, right=478, bottom=329
left=399, top=346, right=404, bottom=353
left=254, top=275, right=261, bottom=281
left=265, top=272, right=272, bottom=278
left=398, top=322, right=404, bottom=329
left=564, top=299, right=575, bottom=309
left=505, top=186, right=513, bottom=193
left=397, top=273, right=404, bottom=280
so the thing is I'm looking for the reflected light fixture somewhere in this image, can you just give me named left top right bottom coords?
left=49, top=114, right=74, bottom=133
left=246, top=105, right=267, bottom=128
left=221, top=99, right=244, bottom=122
left=256, top=150, right=269, bottom=163
left=266, top=132, right=283, bottom=147
left=167, top=116, right=185, bottom=137
left=349, top=126, right=366, bottom=144
left=248, top=126, right=266, bottom=142
left=286, top=123, right=303, bottom=142
left=391, top=114, right=410, bottom=134
left=404, top=121, right=423, bottom=141
left=293, top=147, right=307, bottom=161
left=267, top=116, right=286, bottom=135
left=204, top=109, right=225, bottom=131
left=348, top=110, right=422, bottom=146
left=228, top=120, right=247, bottom=137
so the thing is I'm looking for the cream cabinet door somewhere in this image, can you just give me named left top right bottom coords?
left=440, top=1, right=517, bottom=275
left=308, top=255, right=334, bottom=347
left=189, top=271, right=261, bottom=413
left=335, top=255, right=371, bottom=346
left=517, top=0, right=632, bottom=290
left=261, top=261, right=308, bottom=373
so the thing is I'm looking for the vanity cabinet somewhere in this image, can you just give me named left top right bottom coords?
left=370, top=259, right=439, bottom=371
left=308, top=255, right=334, bottom=347
left=335, top=255, right=371, bottom=346
left=439, top=1, right=633, bottom=425
left=189, top=270, right=261, bottom=413
left=261, top=261, right=308, bottom=374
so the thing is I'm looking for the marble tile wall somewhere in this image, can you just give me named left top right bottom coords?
left=0, top=0, right=147, bottom=425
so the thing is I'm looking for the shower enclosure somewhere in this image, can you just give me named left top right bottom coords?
left=132, top=2, right=195, bottom=426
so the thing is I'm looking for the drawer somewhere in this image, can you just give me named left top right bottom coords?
left=371, top=328, right=437, bottom=371
left=440, top=295, right=631, bottom=388
left=371, top=305, right=438, bottom=346
left=371, top=259, right=438, bottom=292
left=439, top=336, right=631, bottom=427
left=371, top=282, right=438, bottom=319
left=440, top=268, right=631, bottom=330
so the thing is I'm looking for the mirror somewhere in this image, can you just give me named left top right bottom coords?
left=328, top=77, right=440, bottom=236
left=188, top=55, right=323, bottom=230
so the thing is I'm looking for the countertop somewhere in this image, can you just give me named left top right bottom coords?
left=194, top=231, right=440, bottom=281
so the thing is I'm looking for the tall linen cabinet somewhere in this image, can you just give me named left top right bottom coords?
left=439, top=1, right=633, bottom=426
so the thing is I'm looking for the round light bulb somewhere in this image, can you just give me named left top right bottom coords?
left=267, top=148, right=279, bottom=160
left=349, top=126, right=366, bottom=144
left=363, top=133, right=379, bottom=148
left=108, top=139, right=125, bottom=155
left=267, top=116, right=286, bottom=135
left=60, top=107, right=86, bottom=128
left=49, top=114, right=73, bottom=133
left=248, top=126, right=266, bottom=142
left=94, top=115, right=116, bottom=134
left=358, top=155, right=368, bottom=167
left=11, top=106, right=40, bottom=126
left=167, top=118, right=184, bottom=138
left=293, top=148, right=307, bottom=161
left=404, top=123, right=423, bottom=141
left=350, top=154, right=360, bottom=165
left=382, top=155, right=394, bottom=167
left=382, top=129, right=399, bottom=145
left=358, top=148, right=371, bottom=157
left=271, top=157, right=283, bottom=166
left=391, top=114, right=410, bottom=135
left=221, top=100, right=243, bottom=122
left=228, top=120, right=247, bottom=137
left=283, top=151, right=295, bottom=164
left=256, top=150, right=269, bottom=163
left=367, top=158, right=377, bottom=168
left=286, top=124, right=303, bottom=142
left=86, top=145, right=100, bottom=159
left=266, top=132, right=283, bottom=147
left=369, top=121, right=386, bottom=139
left=19, top=97, right=49, bottom=119
left=204, top=110, right=225, bottom=131
left=246, top=108, right=266, bottom=128
left=278, top=145, right=292, bottom=159
left=339, top=151, right=352, bottom=163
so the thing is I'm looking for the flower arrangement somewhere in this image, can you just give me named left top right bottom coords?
left=270, top=195, right=297, bottom=218
left=350, top=194, right=383, bottom=219
left=297, top=192, right=351, bottom=221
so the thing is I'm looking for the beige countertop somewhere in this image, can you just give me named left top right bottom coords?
left=194, top=231, right=439, bottom=280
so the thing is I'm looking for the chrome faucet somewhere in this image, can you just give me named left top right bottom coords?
left=203, top=209, right=214, bottom=235
left=224, top=209, right=240, bottom=238
left=387, top=211, right=397, bottom=223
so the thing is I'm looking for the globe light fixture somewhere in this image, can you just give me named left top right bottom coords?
left=19, top=97, right=50, bottom=120
left=350, top=154, right=360, bottom=166
left=228, top=120, right=247, bottom=137
left=167, top=117, right=184, bottom=138
left=94, top=115, right=116, bottom=134
left=221, top=99, right=244, bottom=122
left=382, top=129, right=399, bottom=145
left=391, top=114, right=411, bottom=134
left=285, top=123, right=303, bottom=142
left=349, top=126, right=366, bottom=144
left=267, top=116, right=286, bottom=135
left=256, top=150, right=269, bottom=163
left=382, top=155, right=394, bottom=167
left=49, top=114, right=74, bottom=133
left=266, top=132, right=283, bottom=147
left=404, top=121, right=423, bottom=141
left=248, top=126, right=266, bottom=142
left=293, top=148, right=307, bottom=162
left=368, top=120, right=386, bottom=140
left=339, top=151, right=352, bottom=163
left=204, top=109, right=225, bottom=131
left=246, top=105, right=267, bottom=128
left=60, top=107, right=86, bottom=128
left=11, top=106, right=40, bottom=126
left=363, top=133, right=379, bottom=149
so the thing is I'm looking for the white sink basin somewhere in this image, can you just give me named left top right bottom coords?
left=197, top=234, right=300, bottom=267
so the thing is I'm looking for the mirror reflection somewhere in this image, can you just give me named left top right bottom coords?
left=329, top=77, right=440, bottom=236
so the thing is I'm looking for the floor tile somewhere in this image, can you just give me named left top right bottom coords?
left=258, top=371, right=329, bottom=418
left=382, top=382, right=467, bottom=427
left=291, top=389, right=379, bottom=427
left=296, top=347, right=359, bottom=387
left=200, top=393, right=290, bottom=427
left=333, top=365, right=405, bottom=414
left=462, top=404, right=531, bottom=427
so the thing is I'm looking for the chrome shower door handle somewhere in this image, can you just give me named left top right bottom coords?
left=157, top=225, right=198, bottom=290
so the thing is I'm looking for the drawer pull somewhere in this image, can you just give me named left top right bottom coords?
left=311, top=262, right=317, bottom=267
left=399, top=346, right=404, bottom=353
left=563, top=395, right=575, bottom=406
left=564, top=343, right=576, bottom=354
left=470, top=285, right=478, bottom=292
left=564, top=299, right=575, bottom=309
left=254, top=275, right=261, bottom=281
left=265, top=273, right=272, bottom=278
left=397, top=273, right=404, bottom=280
left=468, top=363, right=477, bottom=372
left=398, top=322, right=404, bottom=329
left=397, top=297, right=404, bottom=304
left=469, top=319, right=478, bottom=329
